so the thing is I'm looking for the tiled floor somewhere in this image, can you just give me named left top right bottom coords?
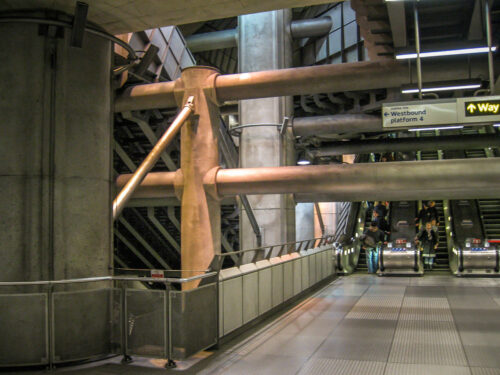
left=22, top=274, right=500, bottom=374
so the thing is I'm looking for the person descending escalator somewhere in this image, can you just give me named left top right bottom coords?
left=374, top=201, right=389, bottom=219
left=415, top=201, right=433, bottom=230
left=426, top=200, right=439, bottom=233
left=360, top=221, right=384, bottom=273
left=373, top=210, right=391, bottom=241
left=415, top=222, right=439, bottom=270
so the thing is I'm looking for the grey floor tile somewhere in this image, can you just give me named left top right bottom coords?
left=399, top=297, right=454, bottom=321
left=345, top=295, right=402, bottom=320
left=220, top=353, right=308, bottom=375
left=464, top=345, right=500, bottom=368
left=252, top=333, right=326, bottom=358
left=313, top=337, right=393, bottom=362
left=297, top=358, right=385, bottom=375
left=471, top=368, right=500, bottom=375
left=404, top=286, right=447, bottom=298
left=385, top=363, right=471, bottom=375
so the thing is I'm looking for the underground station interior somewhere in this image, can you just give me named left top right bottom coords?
left=1, top=0, right=500, bottom=374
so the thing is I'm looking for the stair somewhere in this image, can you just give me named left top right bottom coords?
left=432, top=201, right=449, bottom=270
left=478, top=199, right=500, bottom=239
left=357, top=207, right=373, bottom=271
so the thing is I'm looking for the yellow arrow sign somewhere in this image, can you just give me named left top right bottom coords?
left=467, top=103, right=477, bottom=113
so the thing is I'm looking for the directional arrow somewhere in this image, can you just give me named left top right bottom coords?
left=384, top=112, right=389, bottom=117
left=467, top=103, right=477, bottom=113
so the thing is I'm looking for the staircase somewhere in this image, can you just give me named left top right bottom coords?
left=478, top=200, right=500, bottom=239
left=357, top=207, right=373, bottom=272
left=417, top=148, right=449, bottom=270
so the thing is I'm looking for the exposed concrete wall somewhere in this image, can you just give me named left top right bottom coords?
left=0, top=22, right=112, bottom=282
left=315, top=203, right=337, bottom=237
left=238, top=10, right=296, bottom=256
left=296, top=203, right=315, bottom=241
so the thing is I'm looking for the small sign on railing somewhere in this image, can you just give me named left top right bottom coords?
left=150, top=269, right=164, bottom=278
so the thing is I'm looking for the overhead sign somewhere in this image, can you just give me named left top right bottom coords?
left=383, top=96, right=500, bottom=129
left=464, top=99, right=500, bottom=117
left=383, top=101, right=457, bottom=128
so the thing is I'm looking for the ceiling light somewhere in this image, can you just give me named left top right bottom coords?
left=402, top=83, right=481, bottom=94
left=408, top=125, right=464, bottom=132
left=297, top=159, right=311, bottom=165
left=494, top=123, right=500, bottom=128
left=396, top=46, right=497, bottom=60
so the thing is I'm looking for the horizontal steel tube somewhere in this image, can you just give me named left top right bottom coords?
left=313, top=134, right=500, bottom=157
left=186, top=28, right=238, bottom=53
left=115, top=80, right=177, bottom=112
left=185, top=17, right=332, bottom=53
left=117, top=158, right=500, bottom=201
left=290, top=16, right=332, bottom=38
left=115, top=58, right=494, bottom=112
left=215, top=59, right=493, bottom=102
left=293, top=114, right=382, bottom=136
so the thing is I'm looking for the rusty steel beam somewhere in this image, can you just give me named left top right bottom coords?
left=114, top=58, right=494, bottom=112
left=113, top=96, right=193, bottom=220
left=116, top=158, right=500, bottom=202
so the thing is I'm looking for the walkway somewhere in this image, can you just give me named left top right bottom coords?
left=29, top=274, right=500, bottom=375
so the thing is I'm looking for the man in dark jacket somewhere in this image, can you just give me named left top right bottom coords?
left=415, top=221, right=439, bottom=270
left=373, top=210, right=391, bottom=240
left=360, top=221, right=384, bottom=273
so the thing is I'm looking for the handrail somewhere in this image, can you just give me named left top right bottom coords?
left=0, top=272, right=218, bottom=287
left=218, top=236, right=334, bottom=258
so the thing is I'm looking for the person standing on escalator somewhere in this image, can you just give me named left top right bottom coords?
left=373, top=210, right=391, bottom=241
left=360, top=221, right=384, bottom=273
left=426, top=200, right=439, bottom=233
left=415, top=221, right=439, bottom=270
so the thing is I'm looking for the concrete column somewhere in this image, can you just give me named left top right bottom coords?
left=296, top=203, right=315, bottom=241
left=175, top=67, right=221, bottom=289
left=0, top=19, right=112, bottom=282
left=314, top=203, right=337, bottom=237
left=238, top=10, right=295, bottom=256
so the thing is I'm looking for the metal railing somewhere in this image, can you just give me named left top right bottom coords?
left=216, top=236, right=335, bottom=268
left=0, top=236, right=333, bottom=368
left=0, top=273, right=217, bottom=368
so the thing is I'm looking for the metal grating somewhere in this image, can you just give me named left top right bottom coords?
left=385, top=363, right=472, bottom=375
left=298, top=358, right=385, bottom=375
left=345, top=295, right=402, bottom=320
left=389, top=320, right=467, bottom=366
left=471, top=368, right=500, bottom=375
left=399, top=297, right=454, bottom=322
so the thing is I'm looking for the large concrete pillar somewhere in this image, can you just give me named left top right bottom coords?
left=0, top=18, right=112, bottom=282
left=238, top=10, right=295, bottom=255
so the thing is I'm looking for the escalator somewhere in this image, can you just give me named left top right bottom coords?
left=478, top=200, right=500, bottom=239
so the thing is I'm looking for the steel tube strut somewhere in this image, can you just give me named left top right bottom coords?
left=113, top=96, right=194, bottom=220
left=312, top=134, right=500, bottom=157
left=116, top=158, right=500, bottom=201
left=186, top=17, right=332, bottom=53
left=115, top=59, right=495, bottom=112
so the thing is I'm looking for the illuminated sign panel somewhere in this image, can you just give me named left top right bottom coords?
left=464, top=100, right=500, bottom=117
left=383, top=96, right=500, bottom=129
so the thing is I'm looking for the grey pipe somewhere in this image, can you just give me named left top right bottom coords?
left=485, top=0, right=495, bottom=94
left=292, top=114, right=382, bottom=136
left=312, top=134, right=500, bottom=157
left=187, top=29, right=238, bottom=53
left=290, top=16, right=333, bottom=38
left=186, top=17, right=332, bottom=53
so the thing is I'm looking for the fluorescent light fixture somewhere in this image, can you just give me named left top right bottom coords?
left=297, top=159, right=311, bottom=165
left=402, top=83, right=481, bottom=94
left=408, top=125, right=464, bottom=132
left=494, top=123, right=500, bottom=127
left=396, top=46, right=497, bottom=60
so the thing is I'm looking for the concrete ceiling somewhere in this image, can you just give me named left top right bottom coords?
left=0, top=0, right=343, bottom=34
